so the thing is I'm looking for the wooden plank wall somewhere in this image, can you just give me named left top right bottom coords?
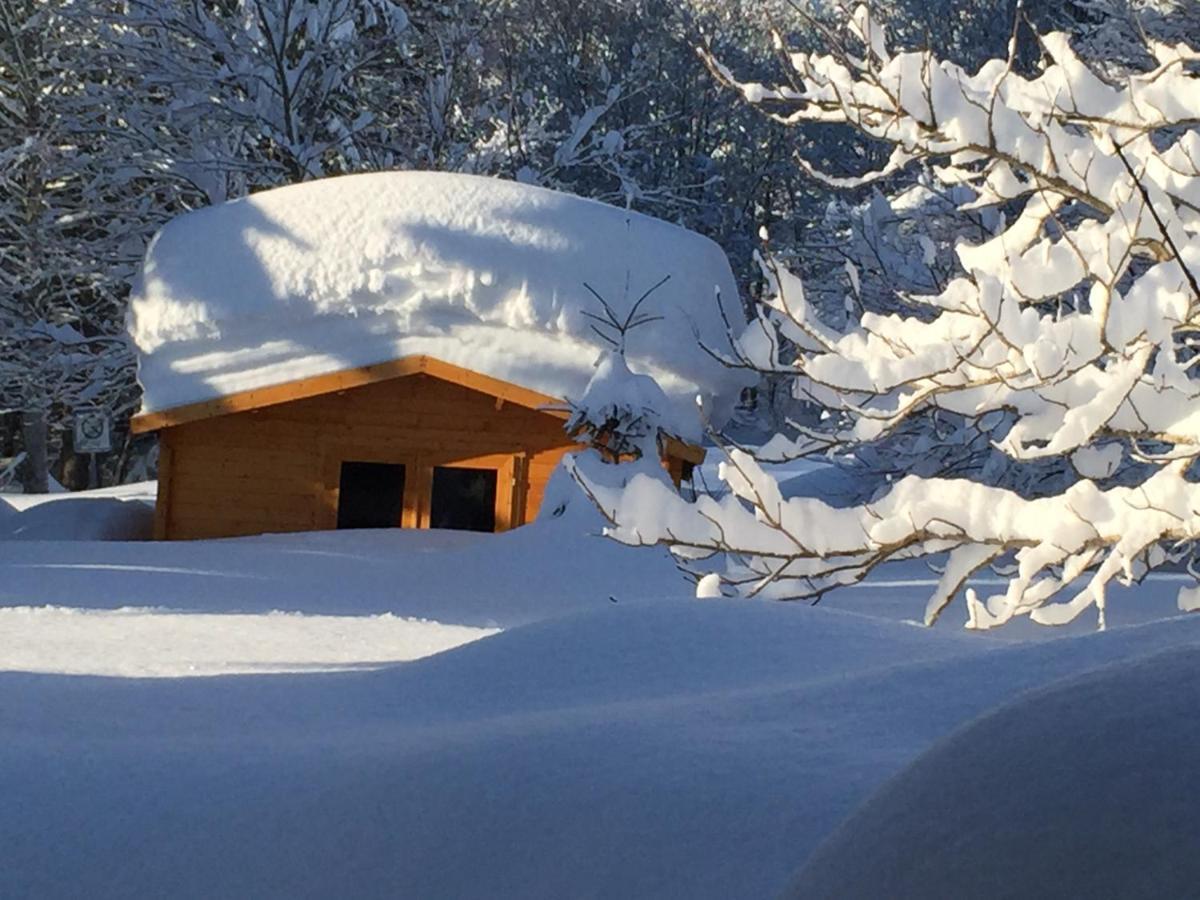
left=158, top=373, right=579, bottom=540
left=526, top=446, right=576, bottom=517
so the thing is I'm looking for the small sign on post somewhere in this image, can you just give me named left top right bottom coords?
left=74, top=408, right=112, bottom=454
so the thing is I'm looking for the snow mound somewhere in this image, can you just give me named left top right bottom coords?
left=359, top=599, right=982, bottom=722
left=1, top=498, right=152, bottom=541
left=129, top=171, right=748, bottom=435
left=1, top=484, right=156, bottom=541
left=0, top=509, right=684, bottom=626
left=0, top=600, right=982, bottom=900
left=0, top=481, right=156, bottom=512
left=784, top=643, right=1200, bottom=899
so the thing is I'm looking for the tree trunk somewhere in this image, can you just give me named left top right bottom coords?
left=20, top=408, right=49, bottom=494
left=56, top=427, right=89, bottom=491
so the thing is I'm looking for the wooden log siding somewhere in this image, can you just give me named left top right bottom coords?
left=154, top=372, right=581, bottom=540
left=144, top=356, right=703, bottom=540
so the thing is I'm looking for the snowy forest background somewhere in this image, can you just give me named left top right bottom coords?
left=1, top=0, right=1196, bottom=493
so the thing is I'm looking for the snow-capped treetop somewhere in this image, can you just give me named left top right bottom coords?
left=566, top=350, right=678, bottom=461
left=128, top=171, right=749, bottom=436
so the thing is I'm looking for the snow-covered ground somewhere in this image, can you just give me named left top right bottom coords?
left=0, top=606, right=496, bottom=677
left=2, top=482, right=1198, bottom=897
left=0, top=481, right=156, bottom=511
left=785, top=642, right=1200, bottom=899
left=1, top=481, right=155, bottom=540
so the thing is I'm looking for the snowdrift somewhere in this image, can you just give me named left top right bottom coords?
left=5, top=489, right=1200, bottom=898
left=0, top=504, right=682, bottom=625
left=785, top=644, right=1200, bottom=899
left=0, top=483, right=155, bottom=541
left=7, top=597, right=1200, bottom=899
left=128, top=172, right=749, bottom=435
left=0, top=600, right=979, bottom=900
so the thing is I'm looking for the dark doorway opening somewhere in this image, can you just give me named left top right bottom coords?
left=430, top=466, right=497, bottom=532
left=337, top=461, right=406, bottom=529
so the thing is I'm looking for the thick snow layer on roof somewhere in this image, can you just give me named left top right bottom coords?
left=129, top=171, right=749, bottom=434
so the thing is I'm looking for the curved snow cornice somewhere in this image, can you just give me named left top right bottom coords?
left=128, top=171, right=750, bottom=438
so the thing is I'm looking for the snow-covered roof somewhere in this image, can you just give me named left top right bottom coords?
left=128, top=172, right=749, bottom=436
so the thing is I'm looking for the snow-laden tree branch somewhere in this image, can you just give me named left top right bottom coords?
left=1, top=0, right=143, bottom=489
left=589, top=6, right=1200, bottom=629
left=716, top=9, right=1200, bottom=459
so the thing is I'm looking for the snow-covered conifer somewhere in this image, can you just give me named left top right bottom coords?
left=567, top=351, right=674, bottom=464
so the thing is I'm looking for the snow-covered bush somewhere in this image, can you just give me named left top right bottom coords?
left=587, top=7, right=1200, bottom=630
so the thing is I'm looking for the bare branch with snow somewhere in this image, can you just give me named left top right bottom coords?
left=590, top=5, right=1200, bottom=630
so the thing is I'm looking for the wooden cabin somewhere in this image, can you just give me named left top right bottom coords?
left=126, top=172, right=747, bottom=540
left=131, top=354, right=703, bottom=541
